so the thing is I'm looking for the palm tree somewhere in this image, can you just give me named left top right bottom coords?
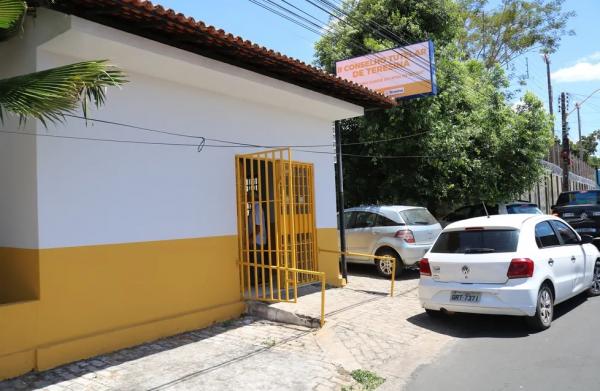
left=0, top=0, right=126, bottom=126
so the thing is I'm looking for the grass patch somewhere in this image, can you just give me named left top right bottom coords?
left=262, top=337, right=277, bottom=348
left=349, top=369, right=385, bottom=390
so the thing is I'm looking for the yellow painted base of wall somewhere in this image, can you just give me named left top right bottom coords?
left=37, top=300, right=244, bottom=371
left=0, top=228, right=342, bottom=380
left=317, top=228, right=344, bottom=287
left=0, top=350, right=36, bottom=381
left=0, top=247, right=39, bottom=304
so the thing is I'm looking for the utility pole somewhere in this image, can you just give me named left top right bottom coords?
left=560, top=92, right=570, bottom=191
left=544, top=54, right=554, bottom=117
left=334, top=120, right=348, bottom=281
left=576, top=103, right=583, bottom=160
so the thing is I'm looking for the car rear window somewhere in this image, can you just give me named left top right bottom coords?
left=431, top=229, right=519, bottom=253
left=399, top=209, right=437, bottom=225
left=556, top=191, right=600, bottom=206
left=506, top=204, right=542, bottom=214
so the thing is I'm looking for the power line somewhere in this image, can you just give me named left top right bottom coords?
left=296, top=0, right=430, bottom=77
left=63, top=114, right=432, bottom=148
left=249, top=0, right=431, bottom=84
left=308, top=0, right=434, bottom=72
left=0, top=129, right=206, bottom=150
left=0, top=128, right=442, bottom=159
left=293, top=148, right=438, bottom=159
left=63, top=114, right=205, bottom=141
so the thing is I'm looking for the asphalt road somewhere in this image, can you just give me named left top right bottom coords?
left=404, top=291, right=600, bottom=391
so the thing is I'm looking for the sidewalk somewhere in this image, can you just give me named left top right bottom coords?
left=0, top=267, right=456, bottom=390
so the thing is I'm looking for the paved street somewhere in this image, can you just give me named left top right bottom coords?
left=405, top=291, right=600, bottom=391
left=0, top=265, right=455, bottom=391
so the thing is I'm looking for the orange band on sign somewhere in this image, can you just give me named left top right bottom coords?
left=335, top=41, right=436, bottom=100
left=375, top=81, right=433, bottom=98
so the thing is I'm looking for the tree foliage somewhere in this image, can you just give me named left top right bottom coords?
left=0, top=0, right=26, bottom=40
left=0, top=60, right=126, bottom=126
left=572, top=129, right=600, bottom=162
left=315, top=0, right=554, bottom=213
left=458, top=0, right=575, bottom=68
left=315, top=0, right=461, bottom=73
left=0, top=0, right=126, bottom=125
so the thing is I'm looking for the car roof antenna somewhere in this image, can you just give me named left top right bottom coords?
left=482, top=202, right=490, bottom=218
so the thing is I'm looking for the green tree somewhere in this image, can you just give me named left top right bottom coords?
left=572, top=129, right=600, bottom=162
left=0, top=0, right=125, bottom=125
left=458, top=0, right=575, bottom=68
left=315, top=0, right=553, bottom=213
left=588, top=156, right=600, bottom=170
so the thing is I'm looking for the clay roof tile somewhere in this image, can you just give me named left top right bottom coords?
left=47, top=0, right=395, bottom=109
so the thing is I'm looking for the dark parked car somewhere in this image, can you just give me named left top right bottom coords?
left=552, top=190, right=600, bottom=237
left=439, top=202, right=542, bottom=228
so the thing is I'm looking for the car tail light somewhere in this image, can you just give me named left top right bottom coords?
left=395, top=229, right=415, bottom=243
left=419, top=258, right=432, bottom=276
left=507, top=258, right=534, bottom=279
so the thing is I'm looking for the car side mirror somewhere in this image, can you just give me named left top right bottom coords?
left=580, top=234, right=594, bottom=244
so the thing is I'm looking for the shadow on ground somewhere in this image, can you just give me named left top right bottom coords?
left=347, top=263, right=420, bottom=281
left=407, top=293, right=590, bottom=338
left=0, top=316, right=272, bottom=391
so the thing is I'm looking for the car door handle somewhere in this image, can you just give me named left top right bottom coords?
left=548, top=258, right=554, bottom=266
left=571, top=256, right=576, bottom=262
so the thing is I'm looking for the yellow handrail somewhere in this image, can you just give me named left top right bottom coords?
left=238, top=262, right=326, bottom=327
left=319, top=248, right=396, bottom=297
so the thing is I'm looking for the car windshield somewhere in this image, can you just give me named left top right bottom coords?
left=399, top=208, right=437, bottom=225
left=506, top=204, right=542, bottom=214
left=556, top=191, right=600, bottom=206
left=431, top=229, right=519, bottom=253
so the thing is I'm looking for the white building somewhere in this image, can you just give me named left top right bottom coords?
left=0, top=0, right=393, bottom=379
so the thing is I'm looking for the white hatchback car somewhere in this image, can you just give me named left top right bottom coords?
left=419, top=214, right=600, bottom=330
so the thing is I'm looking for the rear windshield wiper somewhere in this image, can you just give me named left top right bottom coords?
left=464, top=247, right=496, bottom=254
left=412, top=221, right=432, bottom=225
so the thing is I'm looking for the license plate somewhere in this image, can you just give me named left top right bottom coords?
left=450, top=291, right=481, bottom=303
left=576, top=228, right=596, bottom=233
left=563, top=213, right=575, bottom=217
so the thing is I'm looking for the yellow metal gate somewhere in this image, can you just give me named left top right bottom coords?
left=235, top=148, right=320, bottom=303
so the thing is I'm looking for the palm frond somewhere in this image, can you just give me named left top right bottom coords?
left=0, top=0, right=27, bottom=40
left=0, top=60, right=127, bottom=126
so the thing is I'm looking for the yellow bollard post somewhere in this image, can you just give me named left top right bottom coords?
left=390, top=256, right=396, bottom=297
left=320, top=272, right=326, bottom=327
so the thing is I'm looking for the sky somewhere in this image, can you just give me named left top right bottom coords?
left=159, top=0, right=600, bottom=139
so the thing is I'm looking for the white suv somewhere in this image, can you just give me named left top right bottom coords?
left=343, top=205, right=442, bottom=277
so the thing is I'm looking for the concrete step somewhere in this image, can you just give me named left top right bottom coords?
left=245, top=300, right=321, bottom=328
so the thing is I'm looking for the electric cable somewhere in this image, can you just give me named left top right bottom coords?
left=250, top=0, right=432, bottom=84
left=0, top=129, right=442, bottom=159
left=308, top=0, right=435, bottom=72
left=62, top=114, right=432, bottom=148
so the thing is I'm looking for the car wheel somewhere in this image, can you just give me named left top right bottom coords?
left=588, top=260, right=600, bottom=296
left=526, top=284, right=554, bottom=331
left=375, top=249, right=402, bottom=278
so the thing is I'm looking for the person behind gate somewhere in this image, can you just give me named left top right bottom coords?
left=248, top=191, right=271, bottom=284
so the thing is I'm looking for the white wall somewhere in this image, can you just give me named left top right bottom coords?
left=0, top=10, right=70, bottom=248
left=35, top=52, right=338, bottom=248
left=2, top=9, right=361, bottom=249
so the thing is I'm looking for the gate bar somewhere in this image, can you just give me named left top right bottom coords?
left=238, top=262, right=326, bottom=327
left=318, top=249, right=396, bottom=296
